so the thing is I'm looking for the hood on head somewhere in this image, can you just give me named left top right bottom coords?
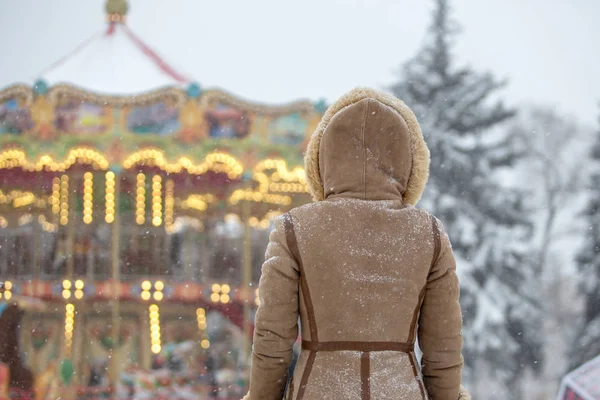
left=304, top=88, right=430, bottom=205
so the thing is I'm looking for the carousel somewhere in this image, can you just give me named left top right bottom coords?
left=0, top=0, right=323, bottom=398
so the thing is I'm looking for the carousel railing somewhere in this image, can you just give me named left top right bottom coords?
left=6, top=386, right=245, bottom=400
left=0, top=213, right=267, bottom=285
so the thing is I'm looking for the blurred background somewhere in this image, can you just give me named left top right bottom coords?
left=0, top=0, right=598, bottom=399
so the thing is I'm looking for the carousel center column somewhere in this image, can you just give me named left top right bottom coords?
left=107, top=166, right=121, bottom=387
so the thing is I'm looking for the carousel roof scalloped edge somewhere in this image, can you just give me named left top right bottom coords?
left=0, top=82, right=320, bottom=114
left=0, top=80, right=327, bottom=180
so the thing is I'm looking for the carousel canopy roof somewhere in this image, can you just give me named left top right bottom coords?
left=38, top=0, right=190, bottom=95
left=0, top=0, right=320, bottom=228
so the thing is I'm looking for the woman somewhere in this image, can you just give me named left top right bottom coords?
left=245, top=88, right=470, bottom=399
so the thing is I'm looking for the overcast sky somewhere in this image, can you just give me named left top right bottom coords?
left=0, top=0, right=598, bottom=126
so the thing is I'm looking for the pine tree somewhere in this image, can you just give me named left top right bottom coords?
left=511, top=108, right=588, bottom=395
left=390, top=0, right=542, bottom=394
left=571, top=110, right=600, bottom=369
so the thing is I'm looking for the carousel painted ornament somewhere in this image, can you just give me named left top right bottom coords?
left=186, top=82, right=202, bottom=99
left=94, top=325, right=130, bottom=350
left=241, top=170, right=253, bottom=184
left=239, top=151, right=258, bottom=170
left=59, top=359, right=74, bottom=385
left=301, top=102, right=326, bottom=152
left=107, top=139, right=125, bottom=165
left=32, top=327, right=52, bottom=350
left=178, top=83, right=209, bottom=143
left=178, top=98, right=208, bottom=143
left=29, top=89, right=56, bottom=141
left=313, top=98, right=328, bottom=114
left=59, top=359, right=76, bottom=400
left=33, top=79, right=49, bottom=96
left=105, top=0, right=128, bottom=24
left=253, top=115, right=272, bottom=141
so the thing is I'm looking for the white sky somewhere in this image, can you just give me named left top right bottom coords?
left=0, top=0, right=598, bottom=126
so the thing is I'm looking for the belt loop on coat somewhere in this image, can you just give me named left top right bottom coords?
left=361, top=351, right=371, bottom=400
left=302, top=340, right=413, bottom=353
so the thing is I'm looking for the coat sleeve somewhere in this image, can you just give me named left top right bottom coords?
left=418, top=221, right=464, bottom=400
left=247, top=216, right=300, bottom=400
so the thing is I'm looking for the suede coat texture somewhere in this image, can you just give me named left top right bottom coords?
left=246, top=88, right=469, bottom=400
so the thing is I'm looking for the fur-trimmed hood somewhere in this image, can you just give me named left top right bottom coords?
left=305, top=88, right=430, bottom=205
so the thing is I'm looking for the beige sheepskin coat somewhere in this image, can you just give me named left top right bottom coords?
left=245, top=88, right=471, bottom=400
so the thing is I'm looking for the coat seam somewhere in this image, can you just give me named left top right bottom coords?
left=408, top=215, right=442, bottom=345
left=296, top=351, right=316, bottom=400
left=283, top=213, right=318, bottom=400
left=361, top=99, right=369, bottom=200
left=430, top=216, right=442, bottom=269
left=283, top=213, right=318, bottom=341
left=408, top=285, right=427, bottom=345
left=409, top=351, right=428, bottom=400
